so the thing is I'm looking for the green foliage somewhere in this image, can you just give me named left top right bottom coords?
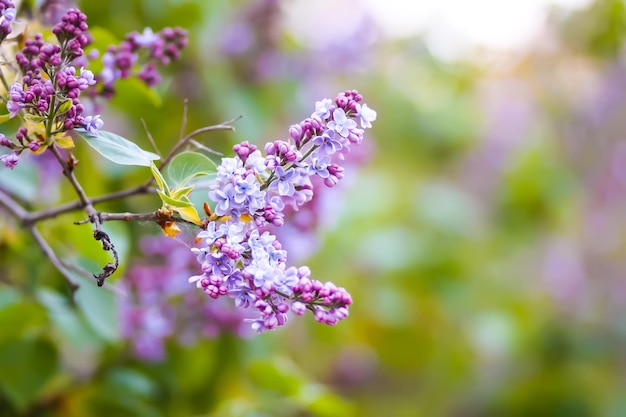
left=166, top=151, right=216, bottom=187
left=75, top=129, right=160, bottom=167
left=0, top=337, right=59, bottom=412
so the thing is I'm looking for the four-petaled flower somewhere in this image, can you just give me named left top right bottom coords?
left=327, top=108, right=357, bottom=138
left=313, top=129, right=343, bottom=155
left=82, top=115, right=104, bottom=136
left=270, top=166, right=297, bottom=196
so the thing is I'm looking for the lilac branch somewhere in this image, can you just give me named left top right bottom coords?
left=0, top=188, right=78, bottom=291
left=49, top=145, right=119, bottom=286
left=23, top=184, right=156, bottom=226
left=22, top=117, right=240, bottom=226
left=75, top=210, right=201, bottom=228
left=0, top=187, right=28, bottom=219
left=157, top=115, right=241, bottom=171
left=28, top=225, right=79, bottom=293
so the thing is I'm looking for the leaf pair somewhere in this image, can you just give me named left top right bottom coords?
left=75, top=128, right=216, bottom=230
left=151, top=152, right=216, bottom=228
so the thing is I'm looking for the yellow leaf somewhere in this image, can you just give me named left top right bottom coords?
left=173, top=206, right=202, bottom=225
left=25, top=121, right=46, bottom=139
left=54, top=133, right=75, bottom=149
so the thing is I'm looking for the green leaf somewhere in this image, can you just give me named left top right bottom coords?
left=23, top=113, right=45, bottom=124
left=150, top=162, right=170, bottom=194
left=75, top=128, right=160, bottom=167
left=157, top=189, right=194, bottom=208
left=0, top=113, right=12, bottom=124
left=170, top=185, right=194, bottom=200
left=73, top=272, right=120, bottom=342
left=0, top=337, right=59, bottom=412
left=56, top=98, right=73, bottom=115
left=166, top=151, right=216, bottom=187
left=36, top=289, right=100, bottom=350
left=0, top=299, right=47, bottom=344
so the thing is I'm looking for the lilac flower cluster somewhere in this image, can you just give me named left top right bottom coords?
left=0, top=0, right=15, bottom=43
left=189, top=90, right=377, bottom=332
left=2, top=8, right=100, bottom=168
left=98, top=26, right=188, bottom=98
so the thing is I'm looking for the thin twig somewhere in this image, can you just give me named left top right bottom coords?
left=189, top=139, right=224, bottom=156
left=23, top=183, right=155, bottom=226
left=158, top=115, right=241, bottom=171
left=0, top=188, right=79, bottom=292
left=59, top=260, right=127, bottom=297
left=49, top=146, right=119, bottom=286
left=141, top=118, right=161, bottom=157
left=0, top=187, right=28, bottom=219
left=179, top=99, right=189, bottom=142
left=28, top=225, right=79, bottom=293
left=77, top=210, right=201, bottom=228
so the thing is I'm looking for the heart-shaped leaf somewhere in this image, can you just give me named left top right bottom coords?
left=166, top=151, right=216, bottom=187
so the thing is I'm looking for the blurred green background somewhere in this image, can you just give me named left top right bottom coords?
left=2, top=0, right=626, bottom=416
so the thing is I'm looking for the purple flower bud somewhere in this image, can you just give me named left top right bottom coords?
left=291, top=301, right=306, bottom=316
left=0, top=134, right=12, bottom=148
left=289, top=124, right=303, bottom=142
left=28, top=141, right=40, bottom=152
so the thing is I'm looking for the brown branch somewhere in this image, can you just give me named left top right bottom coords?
left=49, top=146, right=119, bottom=286
left=23, top=183, right=155, bottom=226
left=0, top=187, right=28, bottom=219
left=21, top=117, right=240, bottom=226
left=28, top=225, right=79, bottom=294
left=158, top=115, right=241, bottom=171
left=78, top=210, right=201, bottom=229
left=0, top=188, right=79, bottom=292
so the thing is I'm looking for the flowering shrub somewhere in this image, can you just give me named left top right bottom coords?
left=0, top=4, right=376, bottom=335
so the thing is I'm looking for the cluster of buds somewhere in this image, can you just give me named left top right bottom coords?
left=98, top=26, right=188, bottom=97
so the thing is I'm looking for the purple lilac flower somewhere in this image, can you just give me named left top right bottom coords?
left=327, top=108, right=357, bottom=138
left=82, top=114, right=103, bottom=136
left=0, top=0, right=15, bottom=42
left=98, top=26, right=187, bottom=97
left=0, top=134, right=11, bottom=148
left=308, top=155, right=331, bottom=178
left=313, top=129, right=343, bottom=155
left=355, top=103, right=377, bottom=129
left=7, top=83, right=26, bottom=117
left=270, top=165, right=297, bottom=196
left=6, top=8, right=101, bottom=137
left=0, top=152, right=19, bottom=169
left=190, top=91, right=376, bottom=332
left=312, top=98, right=334, bottom=119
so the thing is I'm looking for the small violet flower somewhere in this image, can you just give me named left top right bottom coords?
left=308, top=155, right=331, bottom=178
left=82, top=114, right=104, bottom=136
left=271, top=166, right=297, bottom=196
left=313, top=129, right=343, bottom=155
left=311, top=98, right=333, bottom=120
left=0, top=152, right=19, bottom=169
left=356, top=103, right=377, bottom=129
left=327, top=108, right=357, bottom=138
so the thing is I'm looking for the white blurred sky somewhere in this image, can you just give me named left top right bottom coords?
left=285, top=0, right=593, bottom=59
